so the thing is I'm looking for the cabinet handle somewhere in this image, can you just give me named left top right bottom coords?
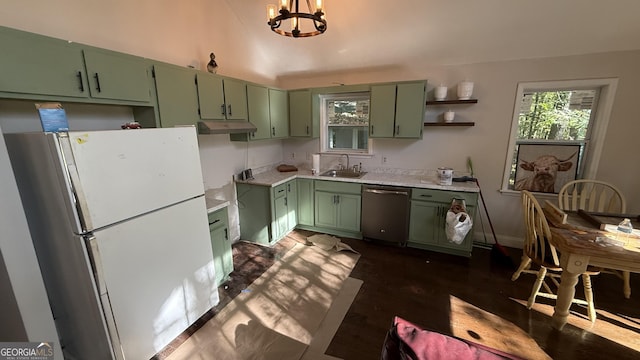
left=221, top=104, right=226, bottom=116
left=336, top=195, right=340, bottom=204
left=285, top=198, right=288, bottom=206
left=272, top=127, right=276, bottom=136
left=209, top=219, right=221, bottom=225
left=228, top=105, right=232, bottom=116
left=287, top=184, right=291, bottom=192
left=370, top=125, right=374, bottom=135
left=306, top=125, right=309, bottom=135
left=224, top=228, right=228, bottom=240
left=93, top=73, right=102, bottom=92
left=395, top=125, right=400, bottom=135
left=420, top=194, right=433, bottom=198
left=76, top=71, right=84, bottom=92
left=278, top=189, right=285, bottom=193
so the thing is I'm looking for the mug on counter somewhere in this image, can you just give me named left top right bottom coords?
left=438, top=167, right=454, bottom=185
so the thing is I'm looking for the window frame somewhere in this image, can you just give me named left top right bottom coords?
left=501, top=78, right=618, bottom=193
left=319, top=92, right=373, bottom=155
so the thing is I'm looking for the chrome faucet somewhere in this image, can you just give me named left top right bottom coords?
left=340, top=154, right=350, bottom=171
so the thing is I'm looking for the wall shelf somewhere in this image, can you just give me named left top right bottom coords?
left=426, top=99, right=478, bottom=105
left=424, top=122, right=475, bottom=127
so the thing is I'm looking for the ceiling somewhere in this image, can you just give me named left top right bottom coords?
left=224, top=0, right=640, bottom=79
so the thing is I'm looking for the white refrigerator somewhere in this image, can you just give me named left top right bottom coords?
left=5, top=127, right=219, bottom=360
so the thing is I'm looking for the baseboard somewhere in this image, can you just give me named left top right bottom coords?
left=473, top=232, right=523, bottom=249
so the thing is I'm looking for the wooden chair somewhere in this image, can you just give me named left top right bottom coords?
left=558, top=179, right=631, bottom=299
left=512, top=190, right=599, bottom=322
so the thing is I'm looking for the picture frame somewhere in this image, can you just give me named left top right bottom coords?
left=514, top=143, right=581, bottom=194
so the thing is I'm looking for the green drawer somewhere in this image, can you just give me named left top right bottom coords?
left=412, top=188, right=478, bottom=204
left=314, top=180, right=362, bottom=194
left=273, top=183, right=287, bottom=199
left=208, top=207, right=228, bottom=229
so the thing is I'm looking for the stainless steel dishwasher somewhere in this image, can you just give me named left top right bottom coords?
left=361, top=185, right=411, bottom=245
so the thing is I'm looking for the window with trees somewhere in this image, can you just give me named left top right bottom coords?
left=502, top=79, right=618, bottom=192
left=320, top=92, right=371, bottom=153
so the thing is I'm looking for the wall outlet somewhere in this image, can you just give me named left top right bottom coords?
left=291, top=152, right=295, bottom=159
left=382, top=155, right=387, bottom=164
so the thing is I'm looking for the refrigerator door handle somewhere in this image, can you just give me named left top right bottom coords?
left=87, top=235, right=106, bottom=295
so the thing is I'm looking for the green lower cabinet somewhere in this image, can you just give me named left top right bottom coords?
left=408, top=189, right=478, bottom=257
left=208, top=207, right=233, bottom=287
left=313, top=180, right=361, bottom=236
left=297, top=179, right=314, bottom=226
left=236, top=180, right=297, bottom=246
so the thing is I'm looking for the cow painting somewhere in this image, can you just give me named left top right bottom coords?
left=514, top=150, right=578, bottom=193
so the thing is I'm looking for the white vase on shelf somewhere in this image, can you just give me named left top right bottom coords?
left=434, top=85, right=447, bottom=101
left=444, top=110, right=455, bottom=122
left=457, top=81, right=474, bottom=100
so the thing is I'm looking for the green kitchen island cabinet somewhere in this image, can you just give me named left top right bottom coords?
left=369, top=81, right=427, bottom=139
left=314, top=180, right=362, bottom=238
left=208, top=206, right=233, bottom=287
left=408, top=188, right=477, bottom=257
left=236, top=179, right=297, bottom=246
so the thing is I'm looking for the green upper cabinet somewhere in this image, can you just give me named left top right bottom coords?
left=82, top=49, right=151, bottom=103
left=196, top=72, right=226, bottom=120
left=0, top=26, right=152, bottom=105
left=369, top=81, right=426, bottom=139
left=222, top=78, right=248, bottom=121
left=369, top=84, right=396, bottom=137
left=245, top=85, right=271, bottom=140
left=269, top=89, right=289, bottom=139
left=231, top=86, right=288, bottom=141
left=289, top=90, right=318, bottom=138
left=153, top=63, right=200, bottom=128
left=0, top=27, right=87, bottom=99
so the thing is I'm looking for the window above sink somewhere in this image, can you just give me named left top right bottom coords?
left=319, top=92, right=373, bottom=155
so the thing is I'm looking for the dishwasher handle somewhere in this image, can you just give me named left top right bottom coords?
left=364, top=188, right=410, bottom=196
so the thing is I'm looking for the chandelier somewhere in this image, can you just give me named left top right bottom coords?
left=267, top=0, right=326, bottom=38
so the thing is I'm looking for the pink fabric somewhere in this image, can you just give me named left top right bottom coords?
left=388, top=316, right=521, bottom=360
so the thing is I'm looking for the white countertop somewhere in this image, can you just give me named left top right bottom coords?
left=204, top=190, right=230, bottom=213
left=235, top=169, right=479, bottom=193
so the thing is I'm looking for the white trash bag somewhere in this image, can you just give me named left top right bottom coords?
left=445, top=199, right=473, bottom=245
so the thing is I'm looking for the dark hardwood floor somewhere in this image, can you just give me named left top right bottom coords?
left=324, top=233, right=640, bottom=360
left=157, top=229, right=640, bottom=359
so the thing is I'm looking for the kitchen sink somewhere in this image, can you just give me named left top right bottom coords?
left=319, top=169, right=367, bottom=179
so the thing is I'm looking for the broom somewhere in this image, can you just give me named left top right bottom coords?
left=467, top=157, right=515, bottom=269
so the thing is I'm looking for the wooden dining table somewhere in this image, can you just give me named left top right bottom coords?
left=542, top=204, right=640, bottom=330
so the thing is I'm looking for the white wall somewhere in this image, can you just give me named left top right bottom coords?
left=281, top=50, right=640, bottom=247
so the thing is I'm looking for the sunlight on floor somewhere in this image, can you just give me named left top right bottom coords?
left=510, top=297, right=640, bottom=352
left=449, top=295, right=552, bottom=360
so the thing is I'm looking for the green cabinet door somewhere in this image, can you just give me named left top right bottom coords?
left=0, top=27, right=88, bottom=98
left=246, top=85, right=271, bottom=140
left=286, top=180, right=297, bottom=229
left=197, top=72, right=226, bottom=120
left=222, top=78, right=248, bottom=120
left=269, top=89, right=289, bottom=139
left=297, top=179, right=314, bottom=226
left=273, top=195, right=289, bottom=241
left=335, top=194, right=361, bottom=232
left=408, top=201, right=440, bottom=245
left=315, top=191, right=339, bottom=228
left=369, top=84, right=396, bottom=138
left=154, top=64, right=200, bottom=128
left=369, top=81, right=426, bottom=139
left=209, top=207, right=233, bottom=287
left=83, top=49, right=151, bottom=103
left=289, top=90, right=312, bottom=137
left=394, top=82, right=426, bottom=138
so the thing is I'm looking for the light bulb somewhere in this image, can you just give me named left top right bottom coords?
left=267, top=4, right=277, bottom=21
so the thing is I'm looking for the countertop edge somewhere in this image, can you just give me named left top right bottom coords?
left=235, top=170, right=479, bottom=193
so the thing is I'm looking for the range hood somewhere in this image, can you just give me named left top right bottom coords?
left=197, top=120, right=257, bottom=134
